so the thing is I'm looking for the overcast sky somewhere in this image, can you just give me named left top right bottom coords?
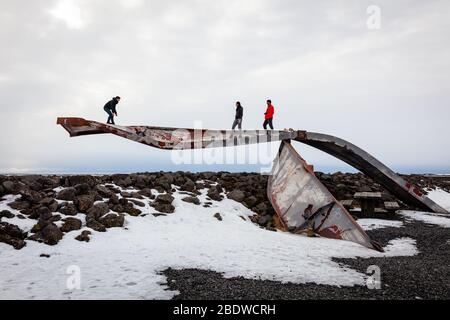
left=0, top=0, right=449, bottom=174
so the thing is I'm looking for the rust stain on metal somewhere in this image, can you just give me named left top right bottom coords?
left=296, top=130, right=307, bottom=141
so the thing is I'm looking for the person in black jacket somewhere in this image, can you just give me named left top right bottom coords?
left=103, top=96, right=121, bottom=124
left=232, top=101, right=243, bottom=130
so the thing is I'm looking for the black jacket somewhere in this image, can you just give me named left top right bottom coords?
left=104, top=98, right=119, bottom=114
left=235, top=105, right=243, bottom=119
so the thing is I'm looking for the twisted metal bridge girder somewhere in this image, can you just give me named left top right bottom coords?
left=57, top=117, right=448, bottom=214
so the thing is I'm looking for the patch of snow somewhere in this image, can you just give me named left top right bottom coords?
left=0, top=195, right=36, bottom=232
left=53, top=186, right=65, bottom=193
left=54, top=220, right=64, bottom=228
left=0, top=189, right=418, bottom=300
left=381, top=238, right=418, bottom=256
left=330, top=237, right=418, bottom=258
left=426, top=188, right=450, bottom=212
left=357, top=219, right=403, bottom=231
left=100, top=183, right=162, bottom=214
left=1, top=216, right=36, bottom=233
left=0, top=194, right=21, bottom=204
left=399, top=210, right=450, bottom=228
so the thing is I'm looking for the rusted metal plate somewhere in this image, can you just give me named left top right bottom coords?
left=57, top=117, right=296, bottom=149
left=267, top=141, right=383, bottom=251
left=295, top=131, right=448, bottom=214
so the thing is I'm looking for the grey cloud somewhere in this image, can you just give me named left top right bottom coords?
left=0, top=0, right=449, bottom=173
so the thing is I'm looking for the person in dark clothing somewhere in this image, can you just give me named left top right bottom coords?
left=232, top=101, right=243, bottom=130
left=103, top=96, right=121, bottom=124
left=263, top=99, right=274, bottom=129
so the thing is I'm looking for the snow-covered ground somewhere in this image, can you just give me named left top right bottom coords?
left=399, top=188, right=450, bottom=228
left=357, top=219, right=403, bottom=231
left=0, top=185, right=418, bottom=300
left=427, top=188, right=450, bottom=212
left=400, top=211, right=450, bottom=228
left=0, top=195, right=36, bottom=232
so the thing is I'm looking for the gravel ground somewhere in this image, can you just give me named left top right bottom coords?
left=163, top=217, right=450, bottom=300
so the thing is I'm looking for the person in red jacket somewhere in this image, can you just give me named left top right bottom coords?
left=263, top=99, right=275, bottom=129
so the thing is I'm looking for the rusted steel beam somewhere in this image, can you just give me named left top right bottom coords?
left=56, top=117, right=448, bottom=214
left=268, top=141, right=383, bottom=251
left=294, top=131, right=448, bottom=214
left=56, top=117, right=296, bottom=149
left=57, top=118, right=106, bottom=137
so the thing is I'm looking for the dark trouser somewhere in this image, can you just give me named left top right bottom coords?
left=232, top=118, right=242, bottom=130
left=104, top=106, right=115, bottom=124
left=263, top=118, right=273, bottom=130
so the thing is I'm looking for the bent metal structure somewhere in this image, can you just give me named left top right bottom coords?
left=268, top=141, right=383, bottom=251
left=57, top=117, right=448, bottom=250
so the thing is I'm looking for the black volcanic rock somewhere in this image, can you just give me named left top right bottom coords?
left=227, top=190, right=245, bottom=203
left=40, top=223, right=63, bottom=245
left=8, top=200, right=31, bottom=211
left=253, top=202, right=268, bottom=215
left=152, top=203, right=175, bottom=214
left=86, top=219, right=106, bottom=232
left=154, top=174, right=173, bottom=192
left=74, top=183, right=91, bottom=195
left=155, top=194, right=174, bottom=204
left=75, top=230, right=91, bottom=242
left=0, top=210, right=15, bottom=219
left=74, top=194, right=95, bottom=213
left=151, top=193, right=175, bottom=213
left=99, top=213, right=125, bottom=228
left=124, top=204, right=142, bottom=216
left=65, top=175, right=98, bottom=188
left=19, top=189, right=43, bottom=204
left=61, top=217, right=82, bottom=233
left=0, top=222, right=27, bottom=249
left=59, top=203, right=78, bottom=216
left=86, top=202, right=109, bottom=221
left=207, top=186, right=223, bottom=201
left=181, top=179, right=196, bottom=192
left=2, top=180, right=26, bottom=194
left=243, top=196, right=258, bottom=208
left=129, top=199, right=145, bottom=207
left=56, top=187, right=76, bottom=201
left=138, top=188, right=153, bottom=198
left=96, top=185, right=113, bottom=198
left=182, top=196, right=200, bottom=205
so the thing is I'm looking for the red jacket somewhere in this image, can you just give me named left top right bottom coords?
left=264, top=104, right=274, bottom=119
